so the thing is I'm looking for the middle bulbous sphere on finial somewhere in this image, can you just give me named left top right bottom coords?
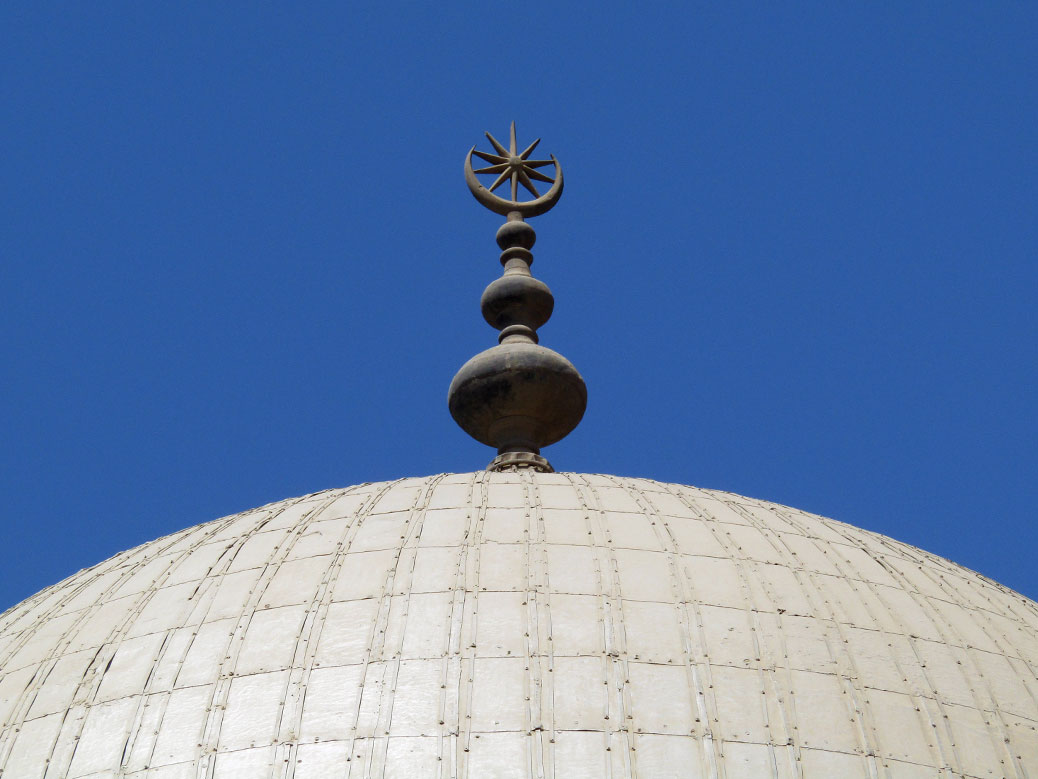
left=480, top=275, right=554, bottom=333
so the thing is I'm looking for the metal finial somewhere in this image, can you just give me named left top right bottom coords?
left=449, top=124, right=586, bottom=473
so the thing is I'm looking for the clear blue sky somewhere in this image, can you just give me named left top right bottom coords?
left=2, top=3, right=1035, bottom=609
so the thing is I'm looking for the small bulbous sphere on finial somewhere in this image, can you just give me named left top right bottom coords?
left=496, top=220, right=536, bottom=250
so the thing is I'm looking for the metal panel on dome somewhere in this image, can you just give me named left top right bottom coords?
left=0, top=471, right=1036, bottom=778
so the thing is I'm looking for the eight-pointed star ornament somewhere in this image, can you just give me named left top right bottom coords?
left=472, top=122, right=557, bottom=201
left=465, top=122, right=564, bottom=217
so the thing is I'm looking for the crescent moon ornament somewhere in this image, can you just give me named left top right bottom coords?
left=464, top=122, right=564, bottom=218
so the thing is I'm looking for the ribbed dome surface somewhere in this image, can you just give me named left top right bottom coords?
left=1, top=472, right=1036, bottom=778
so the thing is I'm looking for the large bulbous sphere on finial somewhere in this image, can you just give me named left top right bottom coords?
left=448, top=342, right=586, bottom=454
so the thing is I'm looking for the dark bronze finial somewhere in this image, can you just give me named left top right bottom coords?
left=449, top=123, right=586, bottom=473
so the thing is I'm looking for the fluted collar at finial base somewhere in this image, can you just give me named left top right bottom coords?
left=487, top=452, right=554, bottom=473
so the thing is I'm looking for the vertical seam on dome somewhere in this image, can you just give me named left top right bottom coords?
left=454, top=470, right=487, bottom=777
left=651, top=478, right=786, bottom=779
left=3, top=500, right=258, bottom=776
left=639, top=476, right=730, bottom=779
left=266, top=489, right=352, bottom=772
left=367, top=473, right=446, bottom=776
left=780, top=506, right=960, bottom=775
left=907, top=553, right=1038, bottom=762
left=614, top=477, right=721, bottom=775
left=834, top=523, right=1030, bottom=779
left=891, top=535, right=1038, bottom=687
left=820, top=517, right=1026, bottom=777
left=524, top=469, right=552, bottom=779
left=571, top=474, right=624, bottom=779
left=0, top=517, right=217, bottom=687
left=0, top=520, right=197, bottom=657
left=722, top=498, right=884, bottom=778
left=336, top=478, right=416, bottom=778
left=323, top=479, right=413, bottom=776
left=130, top=497, right=313, bottom=774
left=197, top=484, right=394, bottom=777
left=1, top=553, right=140, bottom=767
left=771, top=505, right=969, bottom=776
left=570, top=472, right=638, bottom=779
left=270, top=482, right=397, bottom=776
left=443, top=470, right=485, bottom=776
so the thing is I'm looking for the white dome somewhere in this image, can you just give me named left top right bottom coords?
left=1, top=472, right=1036, bottom=778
